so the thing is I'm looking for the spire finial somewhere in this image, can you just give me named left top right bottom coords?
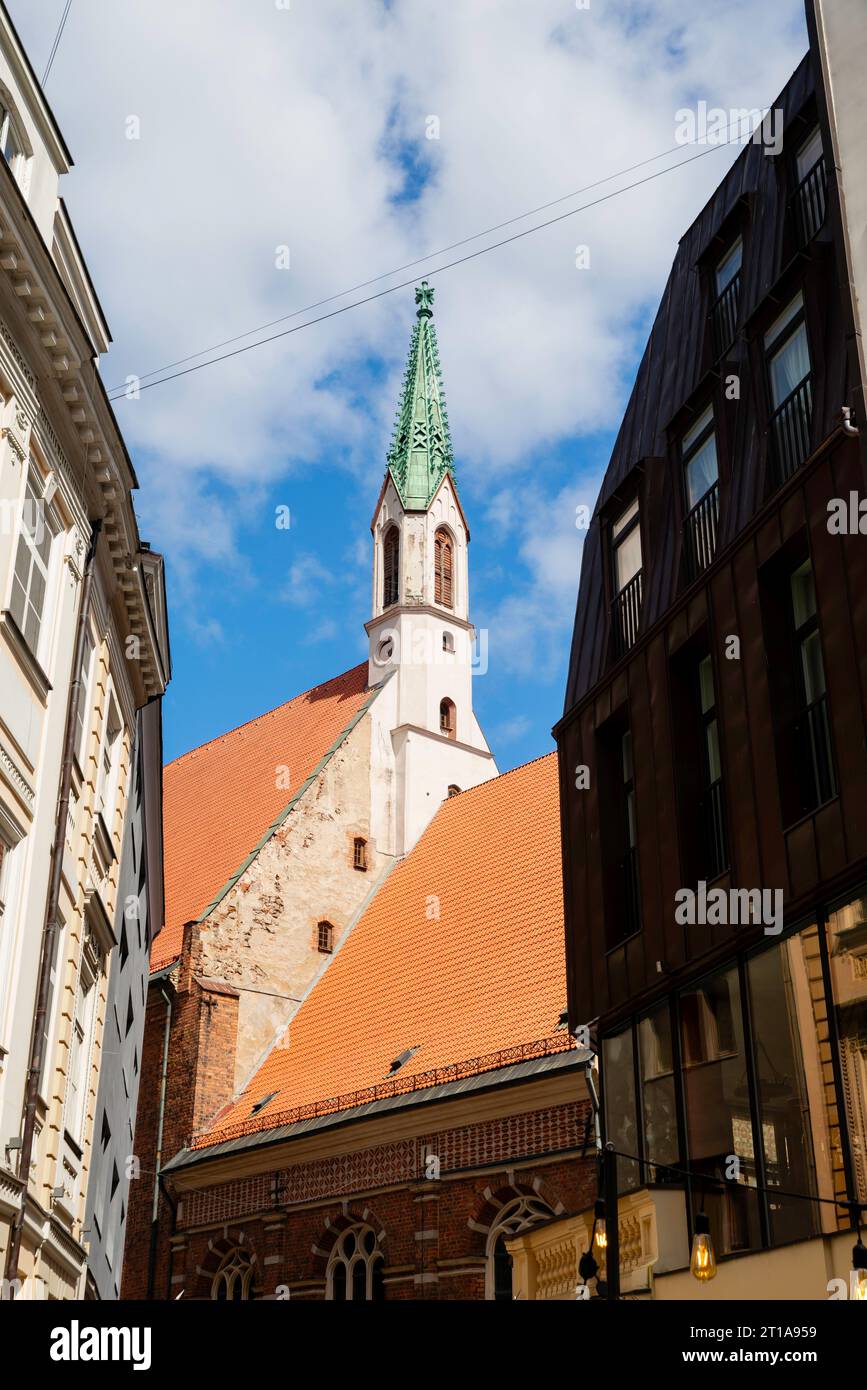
left=415, top=281, right=435, bottom=318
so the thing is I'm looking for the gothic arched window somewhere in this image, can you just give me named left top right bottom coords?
left=485, top=1195, right=554, bottom=1300
left=211, top=1247, right=254, bottom=1301
left=439, top=698, right=456, bottom=741
left=327, top=1225, right=385, bottom=1301
left=383, top=527, right=400, bottom=609
left=434, top=527, right=453, bottom=608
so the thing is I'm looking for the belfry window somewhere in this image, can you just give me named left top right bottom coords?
left=383, top=526, right=399, bottom=608
left=434, top=528, right=453, bottom=607
left=439, top=698, right=456, bottom=740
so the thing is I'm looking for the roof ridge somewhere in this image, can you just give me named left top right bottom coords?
left=165, top=661, right=368, bottom=771
left=449, top=749, right=556, bottom=799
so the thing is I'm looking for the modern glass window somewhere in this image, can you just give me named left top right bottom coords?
left=603, top=1028, right=640, bottom=1191
left=793, top=127, right=827, bottom=246
left=711, top=239, right=742, bottom=355
left=682, top=409, right=719, bottom=513
left=765, top=294, right=812, bottom=481
left=638, top=1004, right=678, bottom=1177
left=698, top=656, right=728, bottom=878
left=824, top=894, right=867, bottom=1206
left=790, top=559, right=836, bottom=810
left=679, top=966, right=762, bottom=1258
left=682, top=408, right=720, bottom=576
left=8, top=467, right=59, bottom=659
left=796, top=127, right=823, bottom=183
left=746, top=943, right=822, bottom=1245
left=611, top=498, right=643, bottom=656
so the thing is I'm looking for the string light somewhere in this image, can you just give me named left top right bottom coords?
left=853, top=1234, right=867, bottom=1301
left=689, top=1211, right=717, bottom=1284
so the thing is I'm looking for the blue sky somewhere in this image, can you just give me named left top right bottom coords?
left=10, top=0, right=808, bottom=770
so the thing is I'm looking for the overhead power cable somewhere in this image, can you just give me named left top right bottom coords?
left=108, top=107, right=772, bottom=402
left=42, top=0, right=72, bottom=86
left=106, top=109, right=766, bottom=396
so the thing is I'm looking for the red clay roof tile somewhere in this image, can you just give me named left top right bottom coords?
left=151, top=662, right=372, bottom=971
left=197, top=752, right=569, bottom=1147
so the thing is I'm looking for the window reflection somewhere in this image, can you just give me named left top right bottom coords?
left=602, top=1029, right=640, bottom=1191
left=679, top=967, right=762, bottom=1257
left=638, top=1004, right=678, bottom=1177
left=826, top=896, right=867, bottom=1205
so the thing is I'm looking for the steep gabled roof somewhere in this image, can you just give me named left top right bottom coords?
left=193, top=753, right=573, bottom=1149
left=151, top=663, right=375, bottom=971
left=386, top=281, right=456, bottom=509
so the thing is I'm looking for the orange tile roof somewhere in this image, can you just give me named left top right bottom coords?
left=151, top=663, right=373, bottom=972
left=196, top=752, right=570, bottom=1148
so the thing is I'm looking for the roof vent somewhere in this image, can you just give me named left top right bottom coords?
left=388, top=1046, right=420, bottom=1076
left=250, top=1091, right=278, bottom=1116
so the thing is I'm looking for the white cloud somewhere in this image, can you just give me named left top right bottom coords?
left=9, top=0, right=807, bottom=609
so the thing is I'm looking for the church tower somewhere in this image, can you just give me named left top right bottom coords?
left=366, top=282, right=497, bottom=856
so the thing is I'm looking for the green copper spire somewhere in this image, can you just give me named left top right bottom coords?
left=386, top=281, right=455, bottom=510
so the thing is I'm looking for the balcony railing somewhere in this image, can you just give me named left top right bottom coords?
left=612, top=569, right=643, bottom=658
left=702, top=777, right=728, bottom=881
left=793, top=156, right=827, bottom=248
left=770, top=373, right=813, bottom=483
left=711, top=271, right=741, bottom=358
left=684, top=481, right=719, bottom=579
left=795, top=694, right=837, bottom=814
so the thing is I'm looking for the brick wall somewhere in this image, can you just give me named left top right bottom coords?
left=122, top=924, right=239, bottom=1299
left=143, top=1098, right=594, bottom=1302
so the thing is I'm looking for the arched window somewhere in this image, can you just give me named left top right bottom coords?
left=211, top=1247, right=254, bottom=1301
left=327, top=1225, right=385, bottom=1301
left=485, top=1195, right=554, bottom=1300
left=439, top=698, right=456, bottom=741
left=434, top=528, right=453, bottom=608
left=383, top=527, right=400, bottom=609
left=318, top=920, right=334, bottom=953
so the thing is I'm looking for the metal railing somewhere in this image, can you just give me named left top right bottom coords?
left=684, top=481, right=719, bottom=579
left=702, top=778, right=728, bottom=881
left=195, top=1033, right=578, bottom=1146
left=612, top=569, right=643, bottom=658
left=770, top=373, right=813, bottom=483
left=793, top=156, right=827, bottom=248
left=711, top=271, right=741, bottom=358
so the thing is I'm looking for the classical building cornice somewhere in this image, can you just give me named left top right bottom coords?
left=0, top=164, right=167, bottom=701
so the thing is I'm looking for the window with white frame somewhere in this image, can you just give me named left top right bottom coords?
left=8, top=465, right=60, bottom=659
left=73, top=628, right=95, bottom=766
left=38, top=915, right=64, bottom=1098
left=66, top=953, right=97, bottom=1144
left=486, top=1194, right=555, bottom=1300
left=0, top=99, right=24, bottom=174
left=98, top=695, right=122, bottom=827
left=327, top=1224, right=385, bottom=1301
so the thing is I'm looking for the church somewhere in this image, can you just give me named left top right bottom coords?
left=121, top=284, right=592, bottom=1301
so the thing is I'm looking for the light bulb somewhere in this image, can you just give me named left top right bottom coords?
left=853, top=1240, right=867, bottom=1299
left=690, top=1212, right=717, bottom=1283
left=593, top=1199, right=607, bottom=1253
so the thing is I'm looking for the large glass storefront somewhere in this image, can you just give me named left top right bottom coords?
left=602, top=891, right=867, bottom=1261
